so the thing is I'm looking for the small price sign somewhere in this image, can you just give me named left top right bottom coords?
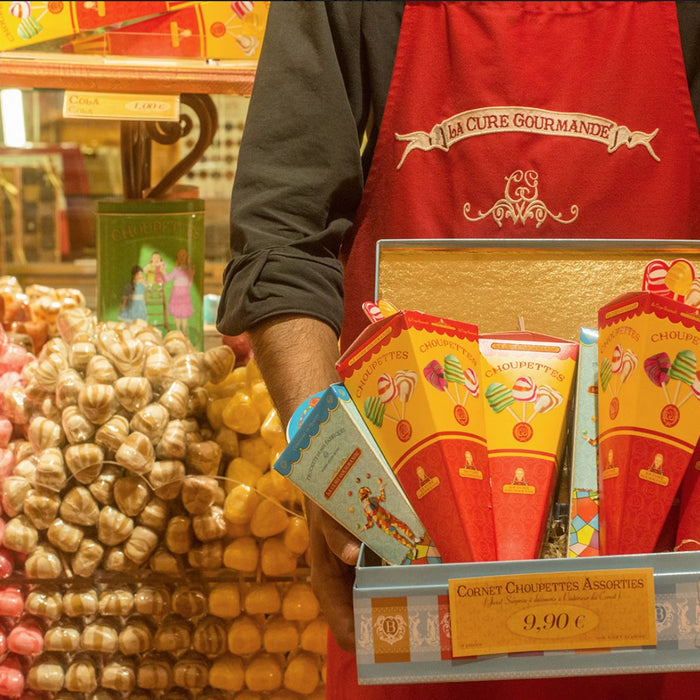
left=448, top=568, right=656, bottom=657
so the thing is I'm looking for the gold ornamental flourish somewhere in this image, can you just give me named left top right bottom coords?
left=463, top=170, right=579, bottom=228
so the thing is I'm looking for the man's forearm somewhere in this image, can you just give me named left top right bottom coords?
left=247, top=315, right=341, bottom=428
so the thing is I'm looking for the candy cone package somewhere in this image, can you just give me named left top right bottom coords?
left=336, top=309, right=495, bottom=563
left=598, top=286, right=700, bottom=555
left=478, top=332, right=578, bottom=560
left=274, top=384, right=436, bottom=565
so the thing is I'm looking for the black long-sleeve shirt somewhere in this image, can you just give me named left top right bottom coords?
left=217, top=1, right=700, bottom=338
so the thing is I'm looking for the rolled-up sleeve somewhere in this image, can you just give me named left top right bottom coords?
left=217, top=1, right=369, bottom=337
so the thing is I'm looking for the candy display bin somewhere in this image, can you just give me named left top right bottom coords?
left=350, top=238, right=700, bottom=686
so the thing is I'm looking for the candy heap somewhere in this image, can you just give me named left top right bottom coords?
left=0, top=280, right=326, bottom=698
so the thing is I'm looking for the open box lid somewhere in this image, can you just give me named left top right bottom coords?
left=374, top=239, right=700, bottom=340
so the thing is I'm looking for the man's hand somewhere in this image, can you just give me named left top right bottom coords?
left=306, top=499, right=361, bottom=652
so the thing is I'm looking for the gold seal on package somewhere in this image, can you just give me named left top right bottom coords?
left=598, top=259, right=700, bottom=555
left=479, top=331, right=578, bottom=561
left=336, top=306, right=495, bottom=563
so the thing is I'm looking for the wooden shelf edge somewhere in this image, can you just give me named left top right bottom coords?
left=0, top=52, right=256, bottom=96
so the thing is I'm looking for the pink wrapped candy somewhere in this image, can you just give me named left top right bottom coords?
left=0, top=545, right=15, bottom=578
left=8, top=621, right=44, bottom=656
left=0, top=587, right=24, bottom=617
left=0, top=661, right=24, bottom=698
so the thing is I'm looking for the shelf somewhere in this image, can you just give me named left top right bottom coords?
left=0, top=51, right=256, bottom=96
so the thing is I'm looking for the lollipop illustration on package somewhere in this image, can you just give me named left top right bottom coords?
left=422, top=353, right=479, bottom=427
left=484, top=376, right=563, bottom=443
left=363, top=369, right=418, bottom=442
left=599, top=344, right=638, bottom=419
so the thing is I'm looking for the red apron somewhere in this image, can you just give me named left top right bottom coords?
left=332, top=2, right=700, bottom=699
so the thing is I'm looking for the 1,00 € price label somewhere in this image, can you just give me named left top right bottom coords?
left=448, top=568, right=656, bottom=657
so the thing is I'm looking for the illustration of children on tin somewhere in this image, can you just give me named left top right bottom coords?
left=164, top=248, right=195, bottom=334
left=357, top=484, right=420, bottom=554
left=118, top=265, right=148, bottom=322
left=459, top=449, right=483, bottom=479
left=143, top=251, right=166, bottom=289
left=640, top=452, right=670, bottom=486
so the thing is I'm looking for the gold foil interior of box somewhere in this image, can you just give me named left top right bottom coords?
left=377, top=243, right=700, bottom=341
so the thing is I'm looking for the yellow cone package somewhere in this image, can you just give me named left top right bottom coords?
left=337, top=310, right=495, bottom=563
left=478, top=332, right=578, bottom=560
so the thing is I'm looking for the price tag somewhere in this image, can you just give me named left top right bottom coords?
left=63, top=91, right=180, bottom=121
left=448, top=567, right=656, bottom=657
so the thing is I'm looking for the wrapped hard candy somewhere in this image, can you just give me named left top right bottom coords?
left=25, top=588, right=63, bottom=621
left=28, top=417, right=64, bottom=454
left=284, top=650, right=321, bottom=695
left=158, top=379, right=189, bottom=419
left=61, top=405, right=95, bottom=445
left=130, top=404, right=169, bottom=444
left=0, top=419, right=13, bottom=449
left=47, top=517, right=84, bottom=553
left=156, top=420, right=187, bottom=460
left=0, top=586, right=23, bottom=617
left=243, top=582, right=280, bottom=616
left=173, top=652, right=209, bottom=690
left=71, top=538, right=104, bottom=578
left=68, top=340, right=96, bottom=372
left=115, top=432, right=154, bottom=476
left=78, top=384, right=118, bottom=425
left=24, top=545, right=63, bottom=578
left=85, top=355, right=119, bottom=386
left=103, top=545, right=139, bottom=573
left=34, top=447, right=68, bottom=491
left=62, top=587, right=99, bottom=617
left=250, top=499, right=289, bottom=539
left=181, top=475, right=218, bottom=515
left=114, top=376, right=152, bottom=414
left=27, top=653, right=65, bottom=692
left=148, top=460, right=185, bottom=500
left=136, top=653, right=174, bottom=691
left=263, top=615, right=300, bottom=654
left=3, top=514, right=38, bottom=554
left=123, top=525, right=159, bottom=565
left=56, top=306, right=95, bottom=345
left=193, top=616, right=227, bottom=658
left=154, top=615, right=193, bottom=654
left=143, top=345, right=173, bottom=391
left=100, top=658, right=136, bottom=694
left=33, top=354, right=66, bottom=394
left=44, top=621, right=81, bottom=652
left=94, top=415, right=129, bottom=454
left=192, top=506, right=227, bottom=543
left=208, top=653, right=245, bottom=692
left=1, top=475, right=32, bottom=517
left=164, top=515, right=192, bottom=554
left=98, top=587, right=134, bottom=617
left=113, top=475, right=151, bottom=517
left=138, top=496, right=169, bottom=532
left=60, top=486, right=99, bottom=527
left=171, top=353, right=205, bottom=391
left=39, top=395, right=63, bottom=423
left=64, top=654, right=98, bottom=693
left=97, top=506, right=134, bottom=547
left=3, top=385, right=31, bottom=425
left=64, top=443, right=104, bottom=485
left=7, top=618, right=44, bottom=655
left=0, top=660, right=25, bottom=697
left=202, top=345, right=235, bottom=385
left=227, top=615, right=262, bottom=656
left=185, top=441, right=222, bottom=476
left=163, top=330, right=192, bottom=357
left=107, top=337, right=145, bottom=378
left=187, top=540, right=223, bottom=571
left=55, top=369, right=84, bottom=409
left=222, top=392, right=261, bottom=435
left=260, top=537, right=298, bottom=578
left=118, top=617, right=154, bottom=656
left=80, top=618, right=119, bottom=654
left=172, top=585, right=207, bottom=618
left=149, top=547, right=184, bottom=575
left=208, top=582, right=242, bottom=619
left=0, top=546, right=12, bottom=578
left=134, top=585, right=170, bottom=617
left=88, top=465, right=121, bottom=506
